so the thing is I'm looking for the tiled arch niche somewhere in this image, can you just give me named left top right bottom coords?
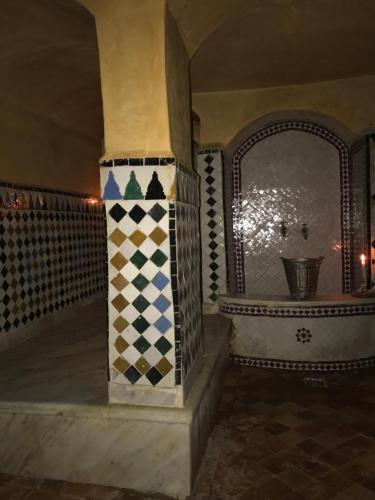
left=227, top=121, right=352, bottom=295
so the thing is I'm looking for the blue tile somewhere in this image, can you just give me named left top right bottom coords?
left=152, top=272, right=169, bottom=291
left=153, top=294, right=171, bottom=313
left=154, top=315, right=172, bottom=334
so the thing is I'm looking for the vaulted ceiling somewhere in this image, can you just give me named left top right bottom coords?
left=2, top=0, right=375, bottom=145
left=189, top=0, right=375, bottom=92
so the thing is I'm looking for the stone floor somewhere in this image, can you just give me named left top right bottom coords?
left=4, top=364, right=375, bottom=499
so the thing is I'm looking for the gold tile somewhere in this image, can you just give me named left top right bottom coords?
left=113, top=316, right=129, bottom=333
left=114, top=336, right=129, bottom=353
left=109, top=228, right=127, bottom=247
left=113, top=357, right=130, bottom=374
left=111, top=273, right=128, bottom=291
left=156, top=357, right=173, bottom=376
left=111, top=294, right=129, bottom=312
left=135, top=356, right=151, bottom=375
left=129, top=230, right=147, bottom=247
left=149, top=227, right=167, bottom=245
left=110, top=252, right=128, bottom=270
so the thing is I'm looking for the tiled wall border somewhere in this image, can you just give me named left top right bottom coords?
left=100, top=157, right=199, bottom=206
left=231, top=121, right=351, bottom=294
left=231, top=353, right=375, bottom=371
left=219, top=301, right=375, bottom=318
left=197, top=150, right=227, bottom=303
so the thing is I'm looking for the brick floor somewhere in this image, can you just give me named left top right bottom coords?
left=191, top=365, right=375, bottom=499
left=3, top=364, right=375, bottom=499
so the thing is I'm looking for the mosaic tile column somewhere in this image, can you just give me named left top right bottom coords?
left=197, top=150, right=227, bottom=304
left=100, top=158, right=203, bottom=407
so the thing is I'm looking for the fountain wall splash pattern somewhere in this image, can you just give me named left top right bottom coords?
left=228, top=121, right=351, bottom=295
left=0, top=183, right=106, bottom=339
left=197, top=150, right=227, bottom=303
left=102, top=158, right=202, bottom=391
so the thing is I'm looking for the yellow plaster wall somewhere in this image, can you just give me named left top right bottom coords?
left=0, top=100, right=101, bottom=195
left=93, top=0, right=173, bottom=159
left=193, top=75, right=375, bottom=146
left=165, top=8, right=192, bottom=167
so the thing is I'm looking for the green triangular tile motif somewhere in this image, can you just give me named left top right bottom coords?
left=124, top=171, right=144, bottom=200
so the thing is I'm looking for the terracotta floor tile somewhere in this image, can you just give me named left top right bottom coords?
left=278, top=466, right=315, bottom=490
left=279, top=430, right=308, bottom=446
left=275, top=414, right=306, bottom=429
left=261, top=454, right=294, bottom=474
left=317, top=450, right=351, bottom=469
left=313, top=432, right=348, bottom=449
left=339, top=482, right=375, bottom=499
left=298, top=459, right=331, bottom=478
left=264, top=421, right=290, bottom=435
left=335, top=435, right=374, bottom=458
left=298, top=481, right=336, bottom=500
left=257, top=477, right=293, bottom=499
left=295, top=410, right=320, bottom=421
left=296, top=423, right=323, bottom=437
left=319, top=470, right=354, bottom=492
left=0, top=484, right=32, bottom=500
left=297, top=439, right=328, bottom=456
left=339, top=461, right=374, bottom=484
left=277, top=402, right=304, bottom=414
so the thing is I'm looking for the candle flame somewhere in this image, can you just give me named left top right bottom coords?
left=360, top=254, right=366, bottom=265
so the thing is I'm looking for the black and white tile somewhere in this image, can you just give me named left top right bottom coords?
left=0, top=184, right=106, bottom=338
left=197, top=150, right=227, bottom=303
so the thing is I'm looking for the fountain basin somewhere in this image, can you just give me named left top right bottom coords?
left=219, top=294, right=375, bottom=371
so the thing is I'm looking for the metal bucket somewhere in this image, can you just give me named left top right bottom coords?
left=281, top=257, right=324, bottom=300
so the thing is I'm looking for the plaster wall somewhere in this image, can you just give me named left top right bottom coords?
left=193, top=75, right=375, bottom=147
left=93, top=0, right=172, bottom=159
left=165, top=9, right=192, bottom=168
left=0, top=99, right=101, bottom=195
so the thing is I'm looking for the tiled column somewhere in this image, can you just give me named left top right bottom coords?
left=197, top=150, right=227, bottom=305
left=100, top=158, right=202, bottom=407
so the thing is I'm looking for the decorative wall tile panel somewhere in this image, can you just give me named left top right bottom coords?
left=0, top=184, right=106, bottom=338
left=107, top=199, right=176, bottom=388
left=229, top=121, right=351, bottom=294
left=197, top=150, right=227, bottom=303
left=173, top=202, right=203, bottom=385
left=103, top=158, right=202, bottom=391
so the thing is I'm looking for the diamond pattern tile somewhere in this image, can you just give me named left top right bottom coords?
left=106, top=199, right=175, bottom=387
left=0, top=187, right=106, bottom=337
left=175, top=201, right=203, bottom=384
left=197, top=151, right=227, bottom=303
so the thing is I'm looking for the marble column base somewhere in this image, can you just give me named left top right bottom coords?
left=0, top=315, right=230, bottom=499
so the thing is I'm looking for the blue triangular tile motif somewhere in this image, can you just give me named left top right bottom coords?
left=103, top=171, right=122, bottom=200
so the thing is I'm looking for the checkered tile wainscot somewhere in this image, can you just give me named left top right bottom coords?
left=0, top=185, right=106, bottom=337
